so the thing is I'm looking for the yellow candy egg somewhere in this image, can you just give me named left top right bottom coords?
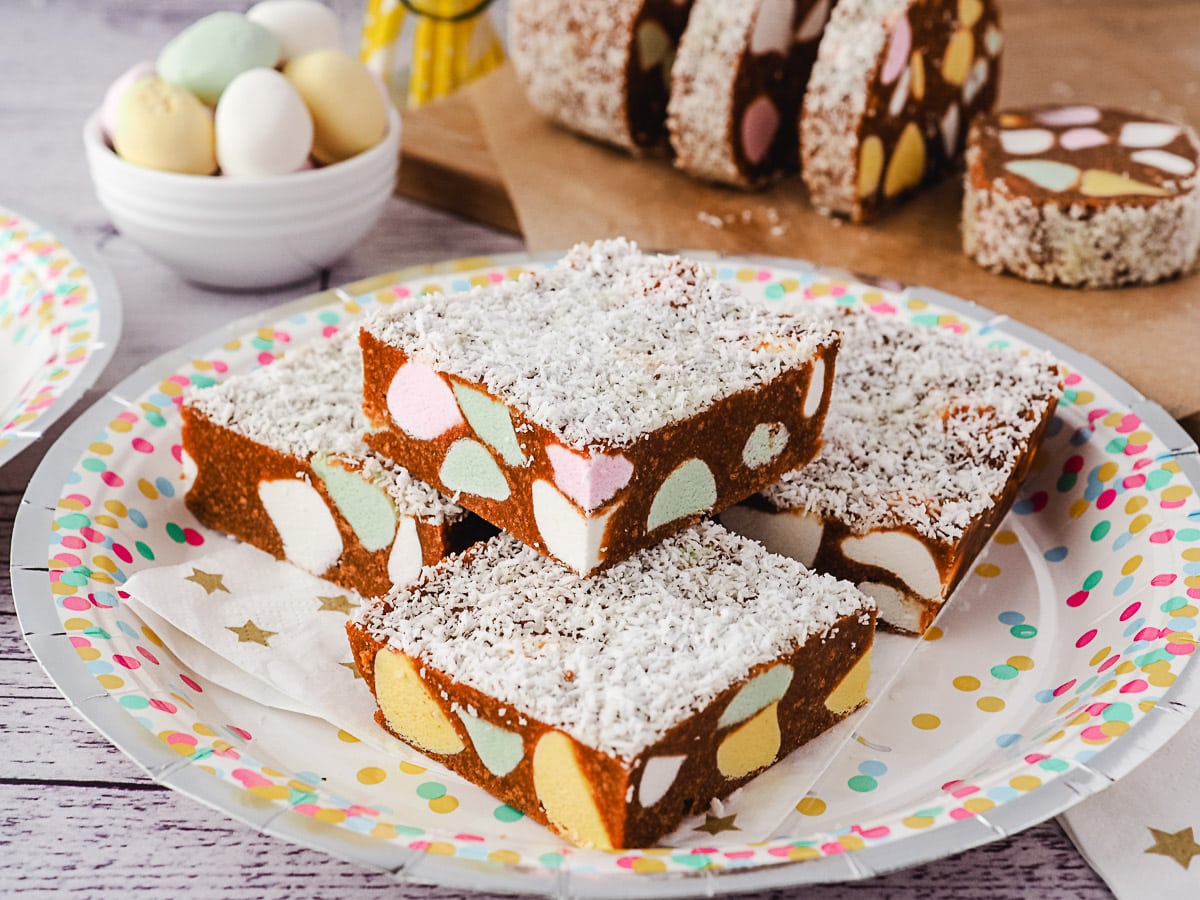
left=284, top=49, right=388, bottom=165
left=114, top=77, right=217, bottom=175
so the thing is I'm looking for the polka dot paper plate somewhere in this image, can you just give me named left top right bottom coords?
left=12, top=252, right=1200, bottom=897
left=0, top=204, right=122, bottom=468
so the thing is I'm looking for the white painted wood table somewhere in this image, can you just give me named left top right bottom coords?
left=0, top=1, right=1115, bottom=896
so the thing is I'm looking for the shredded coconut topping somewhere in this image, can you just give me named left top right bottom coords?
left=186, top=332, right=462, bottom=523
left=363, top=238, right=836, bottom=448
left=762, top=309, right=1062, bottom=541
left=355, top=521, right=874, bottom=760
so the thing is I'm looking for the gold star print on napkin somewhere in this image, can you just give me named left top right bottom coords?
left=1061, top=714, right=1200, bottom=899
left=122, top=543, right=388, bottom=748
left=695, top=814, right=740, bottom=836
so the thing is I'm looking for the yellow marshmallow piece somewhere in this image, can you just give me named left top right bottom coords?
left=532, top=731, right=613, bottom=850
left=374, top=649, right=465, bottom=755
left=716, top=701, right=782, bottom=779
left=884, top=122, right=926, bottom=197
left=114, top=77, right=217, bottom=175
left=825, top=647, right=872, bottom=714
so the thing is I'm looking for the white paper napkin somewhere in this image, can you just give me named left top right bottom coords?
left=1060, top=724, right=1200, bottom=898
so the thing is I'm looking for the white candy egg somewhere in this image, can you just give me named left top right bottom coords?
left=246, top=0, right=342, bottom=62
left=215, top=68, right=314, bottom=177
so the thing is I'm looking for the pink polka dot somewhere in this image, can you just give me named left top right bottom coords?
left=1081, top=725, right=1108, bottom=741
left=871, top=301, right=897, bottom=314
left=132, top=438, right=153, bottom=453
left=1133, top=457, right=1153, bottom=470
left=100, top=471, right=124, bottom=487
left=80, top=527, right=104, bottom=543
left=1098, top=655, right=1120, bottom=672
left=1120, top=602, right=1141, bottom=621
left=113, top=543, right=133, bottom=564
left=767, top=846, right=792, bottom=858
left=62, top=596, right=90, bottom=611
left=1025, top=753, right=1049, bottom=764
left=1116, top=414, right=1140, bottom=434
left=227, top=726, right=253, bottom=741
left=113, top=654, right=141, bottom=670
left=1067, top=590, right=1089, bottom=608
left=1152, top=574, right=1177, bottom=587
left=257, top=351, right=275, bottom=366
left=68, top=636, right=91, bottom=648
left=1167, top=642, right=1195, bottom=656
left=231, top=768, right=270, bottom=788
left=949, top=808, right=975, bottom=820
left=488, top=271, right=504, bottom=283
left=346, top=805, right=378, bottom=818
left=1097, top=489, right=1116, bottom=510
left=941, top=779, right=963, bottom=791
left=455, top=833, right=485, bottom=842
left=1053, top=679, right=1076, bottom=697
left=180, top=674, right=203, bottom=692
left=392, top=286, right=411, bottom=298
left=1064, top=373, right=1083, bottom=386
left=137, top=645, right=160, bottom=665
left=951, top=785, right=979, bottom=798
left=857, top=825, right=891, bottom=839
left=820, top=841, right=846, bottom=854
left=54, top=553, right=81, bottom=566
left=1124, top=443, right=1148, bottom=456
left=1135, top=627, right=1162, bottom=642
left=61, top=535, right=86, bottom=550
left=1123, top=474, right=1146, bottom=489
left=213, top=360, right=228, bottom=374
left=1087, top=408, right=1109, bottom=425
left=321, top=325, right=338, bottom=338
left=117, top=411, right=138, bottom=424
left=408, top=840, right=431, bottom=851
left=184, top=528, right=205, bottom=547
left=166, top=732, right=197, bottom=746
left=1085, top=702, right=1108, bottom=715
left=149, top=699, right=177, bottom=713
left=1120, top=679, right=1148, bottom=694
left=292, top=804, right=319, bottom=816
left=725, top=850, right=755, bottom=859
left=756, top=270, right=771, bottom=282
left=171, top=444, right=184, bottom=464
left=1076, top=629, right=1097, bottom=648
left=64, top=493, right=91, bottom=507
left=616, top=856, right=636, bottom=869
left=1064, top=455, right=1084, bottom=474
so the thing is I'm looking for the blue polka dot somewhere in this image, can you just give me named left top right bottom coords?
left=343, top=816, right=374, bottom=834
left=1075, top=750, right=1098, bottom=764
left=1074, top=675, right=1098, bottom=694
left=451, top=278, right=471, bottom=292
left=858, top=760, right=888, bottom=777
left=1123, top=641, right=1148, bottom=656
left=1184, top=562, right=1200, bottom=575
left=996, top=733, right=1021, bottom=748
left=1013, top=498, right=1037, bottom=515
left=1070, top=428, right=1094, bottom=447
left=1044, top=546, right=1069, bottom=562
left=148, top=392, right=172, bottom=407
left=86, top=661, right=113, bottom=674
left=116, top=620, right=139, bottom=638
left=987, top=786, right=1019, bottom=803
left=1170, top=617, right=1197, bottom=631
left=1035, top=689, right=1056, bottom=703
left=66, top=471, right=82, bottom=485
left=128, top=508, right=148, bottom=528
left=155, top=476, right=175, bottom=498
left=1046, top=416, right=1065, bottom=437
left=716, top=267, right=735, bottom=280
left=999, top=611, right=1025, bottom=626
left=1113, top=575, right=1135, bottom=597
left=1113, top=533, right=1133, bottom=551
left=1123, top=618, right=1146, bottom=638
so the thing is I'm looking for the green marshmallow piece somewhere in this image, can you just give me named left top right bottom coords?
left=646, top=458, right=717, bottom=532
left=457, top=711, right=524, bottom=777
left=1004, top=159, right=1081, bottom=193
left=452, top=383, right=525, bottom=466
left=312, top=456, right=396, bottom=552
left=440, top=439, right=511, bottom=500
left=718, top=665, right=794, bottom=728
left=158, top=12, right=281, bottom=105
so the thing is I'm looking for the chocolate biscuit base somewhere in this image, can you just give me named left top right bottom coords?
left=721, top=310, right=1061, bottom=634
left=360, top=238, right=839, bottom=576
left=667, top=0, right=831, bottom=188
left=348, top=523, right=875, bottom=850
left=801, top=0, right=1002, bottom=222
left=183, top=333, right=487, bottom=597
left=508, top=0, right=695, bottom=152
left=963, top=105, right=1200, bottom=288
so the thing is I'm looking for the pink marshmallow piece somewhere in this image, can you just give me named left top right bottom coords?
left=546, top=444, right=634, bottom=512
left=386, top=360, right=465, bottom=440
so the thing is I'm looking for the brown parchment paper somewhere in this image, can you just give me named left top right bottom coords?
left=469, top=0, right=1200, bottom=435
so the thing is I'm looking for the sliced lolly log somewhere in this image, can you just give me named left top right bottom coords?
left=182, top=333, right=489, bottom=598
left=508, top=0, right=696, bottom=152
left=801, top=0, right=1002, bottom=222
left=964, top=105, right=1200, bottom=287
left=667, top=0, right=833, bottom=188
left=348, top=523, right=875, bottom=850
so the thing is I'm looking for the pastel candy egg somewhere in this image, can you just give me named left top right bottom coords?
left=284, top=49, right=388, bottom=164
left=158, top=11, right=281, bottom=105
left=101, top=60, right=156, bottom=139
left=215, top=68, right=314, bottom=177
left=114, top=77, right=217, bottom=175
left=247, top=0, right=342, bottom=62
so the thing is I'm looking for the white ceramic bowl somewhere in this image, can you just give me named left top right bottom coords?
left=83, top=107, right=400, bottom=290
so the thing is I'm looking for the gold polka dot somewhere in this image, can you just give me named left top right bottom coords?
left=429, top=795, right=459, bottom=814
left=953, top=675, right=981, bottom=691
left=632, top=857, right=666, bottom=873
left=399, top=761, right=426, bottom=775
left=425, top=841, right=456, bottom=855
left=314, top=808, right=346, bottom=825
left=1089, top=646, right=1113, bottom=667
left=903, top=815, right=935, bottom=829
left=1101, top=721, right=1130, bottom=738
left=1069, top=499, right=1089, bottom=519
left=977, top=696, right=1005, bottom=712
left=993, top=530, right=1018, bottom=545
left=963, top=797, right=995, bottom=813
left=1096, top=461, right=1119, bottom=482
left=923, top=626, right=944, bottom=641
left=1139, top=699, right=1159, bottom=714
left=839, top=834, right=865, bottom=851
left=788, top=846, right=821, bottom=860
left=1093, top=679, right=1117, bottom=695
left=63, top=617, right=94, bottom=631
left=1116, top=661, right=1136, bottom=675
left=912, top=713, right=941, bottom=730
left=796, top=796, right=826, bottom=816
left=250, top=785, right=290, bottom=801
left=1007, top=656, right=1034, bottom=671
left=1009, top=775, right=1041, bottom=791
left=975, top=563, right=1001, bottom=578
left=489, top=850, right=521, bottom=865
left=337, top=730, right=360, bottom=743
left=1121, top=555, right=1143, bottom=575
left=1045, top=729, right=1066, bottom=742
left=357, top=766, right=387, bottom=785
left=192, top=723, right=216, bottom=736
left=75, top=647, right=101, bottom=661
left=96, top=674, right=124, bottom=690
left=371, top=823, right=397, bottom=840
left=1183, top=549, right=1200, bottom=562
left=1125, top=495, right=1148, bottom=514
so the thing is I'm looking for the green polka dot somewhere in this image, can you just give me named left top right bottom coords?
left=145, top=410, right=167, bottom=427
left=416, top=781, right=446, bottom=800
left=539, top=853, right=564, bottom=869
left=1105, top=438, right=1127, bottom=454
left=83, top=627, right=111, bottom=640
left=764, top=284, right=785, bottom=300
left=1090, top=521, right=1111, bottom=542
left=135, top=541, right=155, bottom=561
left=1102, top=702, right=1133, bottom=722
left=1010, top=624, right=1038, bottom=639
left=60, top=570, right=90, bottom=587
left=1146, top=470, right=1174, bottom=491
left=119, top=695, right=150, bottom=710
left=81, top=458, right=107, bottom=472
left=57, top=513, right=90, bottom=529
left=251, top=336, right=273, bottom=350
left=848, top=775, right=877, bottom=792
left=493, top=804, right=524, bottom=823
left=672, top=854, right=710, bottom=869
left=165, top=522, right=186, bottom=543
left=1178, top=528, right=1200, bottom=542
left=1056, top=472, right=1077, bottom=492
left=395, top=825, right=424, bottom=837
left=1039, top=758, right=1070, bottom=773
left=319, top=310, right=340, bottom=324
left=991, top=664, right=1019, bottom=680
left=1083, top=571, right=1103, bottom=590
left=1162, top=596, right=1188, bottom=612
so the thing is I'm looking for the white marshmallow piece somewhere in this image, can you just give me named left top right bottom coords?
left=841, top=531, right=943, bottom=600
left=387, top=515, right=424, bottom=586
left=258, top=479, right=342, bottom=575
left=532, top=479, right=613, bottom=575
left=718, top=505, right=824, bottom=568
